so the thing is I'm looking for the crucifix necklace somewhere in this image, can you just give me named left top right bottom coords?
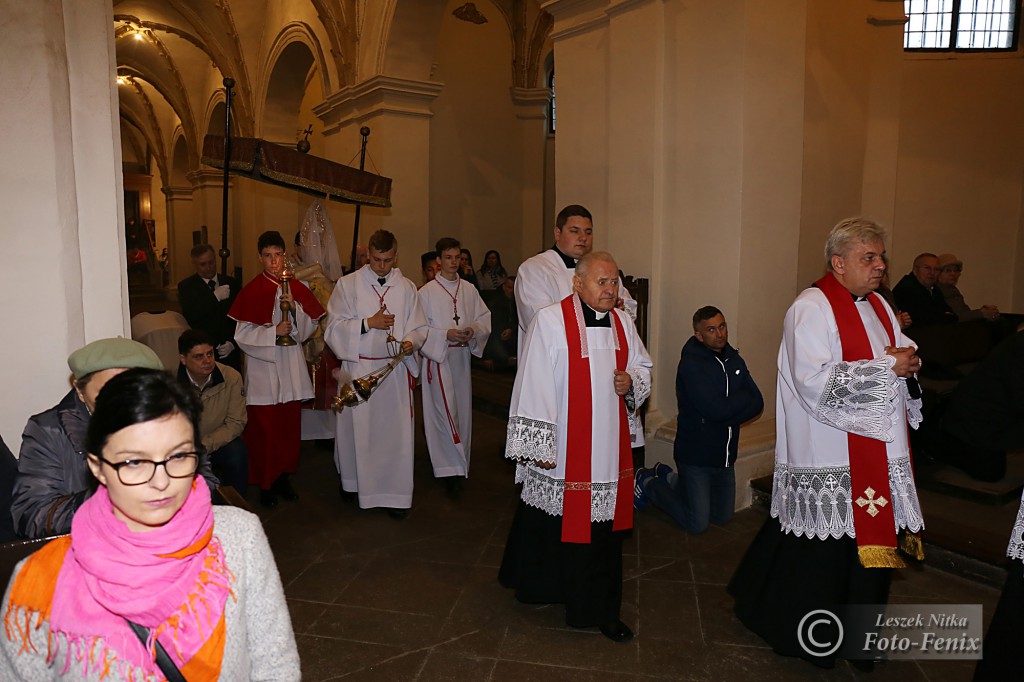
left=436, top=277, right=462, bottom=324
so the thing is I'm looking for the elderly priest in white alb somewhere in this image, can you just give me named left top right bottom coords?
left=730, top=217, right=925, bottom=670
left=418, top=238, right=491, bottom=499
left=324, top=230, right=427, bottom=520
left=499, top=251, right=652, bottom=643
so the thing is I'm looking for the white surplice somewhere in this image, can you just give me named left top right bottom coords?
left=506, top=297, right=652, bottom=520
left=234, top=289, right=318, bottom=405
left=771, top=287, right=925, bottom=540
left=514, top=249, right=641, bottom=445
left=323, top=266, right=427, bottom=509
left=417, top=275, right=492, bottom=477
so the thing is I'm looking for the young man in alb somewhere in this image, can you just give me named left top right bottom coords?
left=324, top=230, right=427, bottom=519
left=417, top=238, right=491, bottom=499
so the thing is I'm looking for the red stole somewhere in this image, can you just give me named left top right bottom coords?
left=228, top=272, right=325, bottom=325
left=815, top=272, right=917, bottom=568
left=560, top=295, right=633, bottom=544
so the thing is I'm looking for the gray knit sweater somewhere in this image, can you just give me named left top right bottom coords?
left=0, top=507, right=301, bottom=680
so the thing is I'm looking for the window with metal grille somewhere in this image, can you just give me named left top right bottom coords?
left=904, top=0, right=1019, bottom=50
left=548, top=69, right=556, bottom=134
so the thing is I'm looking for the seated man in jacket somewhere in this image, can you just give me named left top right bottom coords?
left=634, top=306, right=763, bottom=533
left=177, top=329, right=249, bottom=496
left=11, top=338, right=217, bottom=538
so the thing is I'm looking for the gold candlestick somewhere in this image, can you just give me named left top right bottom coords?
left=276, top=260, right=297, bottom=346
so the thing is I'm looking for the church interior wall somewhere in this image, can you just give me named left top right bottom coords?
left=429, top=0, right=527, bottom=270
left=1, top=0, right=128, bottom=443
left=893, top=55, right=1024, bottom=311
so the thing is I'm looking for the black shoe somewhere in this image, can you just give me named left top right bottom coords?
left=444, top=476, right=463, bottom=500
left=598, top=620, right=634, bottom=643
left=272, top=475, right=299, bottom=502
left=260, top=489, right=279, bottom=509
left=387, top=508, right=409, bottom=520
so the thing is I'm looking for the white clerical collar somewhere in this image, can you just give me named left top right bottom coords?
left=585, top=303, right=608, bottom=320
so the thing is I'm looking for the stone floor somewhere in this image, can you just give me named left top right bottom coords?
left=245, top=402, right=1002, bottom=682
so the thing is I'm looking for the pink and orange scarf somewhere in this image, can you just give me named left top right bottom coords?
left=4, top=479, right=235, bottom=679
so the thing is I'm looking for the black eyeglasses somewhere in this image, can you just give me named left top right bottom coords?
left=96, top=453, right=199, bottom=486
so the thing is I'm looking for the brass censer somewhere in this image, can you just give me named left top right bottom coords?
left=331, top=346, right=411, bottom=414
left=275, top=260, right=297, bottom=346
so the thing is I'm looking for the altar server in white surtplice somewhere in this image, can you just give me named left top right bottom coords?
left=324, top=230, right=427, bottom=520
left=499, top=251, right=652, bottom=643
left=417, top=238, right=491, bottom=499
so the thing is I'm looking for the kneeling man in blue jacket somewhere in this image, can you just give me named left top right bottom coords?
left=635, top=306, right=763, bottom=533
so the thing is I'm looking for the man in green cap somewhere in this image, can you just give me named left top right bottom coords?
left=10, top=337, right=217, bottom=538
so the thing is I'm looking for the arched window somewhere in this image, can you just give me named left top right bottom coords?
left=548, top=68, right=556, bottom=134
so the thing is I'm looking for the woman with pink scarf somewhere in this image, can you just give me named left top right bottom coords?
left=1, top=369, right=300, bottom=680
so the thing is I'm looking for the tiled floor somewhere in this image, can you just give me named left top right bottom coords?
left=251, top=406, right=1002, bottom=682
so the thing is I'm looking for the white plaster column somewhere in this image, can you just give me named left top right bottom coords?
left=861, top=1, right=909, bottom=230
left=0, top=0, right=126, bottom=445
left=314, top=76, right=443, bottom=258
left=163, top=186, right=195, bottom=291
left=510, top=87, right=552, bottom=260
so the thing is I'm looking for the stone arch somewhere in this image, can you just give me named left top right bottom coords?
left=264, top=23, right=334, bottom=98
left=170, top=132, right=190, bottom=186
left=259, top=40, right=316, bottom=142
left=204, top=91, right=239, bottom=137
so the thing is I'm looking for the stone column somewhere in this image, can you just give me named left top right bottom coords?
left=0, top=0, right=126, bottom=441
left=163, top=186, right=195, bottom=291
left=510, top=87, right=552, bottom=258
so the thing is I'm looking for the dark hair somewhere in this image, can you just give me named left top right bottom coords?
left=368, top=229, right=396, bottom=252
left=258, top=230, right=286, bottom=253
left=421, top=251, right=438, bottom=269
left=692, top=306, right=723, bottom=330
left=190, top=243, right=215, bottom=259
left=556, top=204, right=592, bottom=229
left=436, top=237, right=461, bottom=257
left=178, top=329, right=215, bottom=356
left=459, top=248, right=473, bottom=266
left=294, top=230, right=302, bottom=247
left=481, top=250, right=503, bottom=273
left=913, top=252, right=938, bottom=267
left=86, top=368, right=202, bottom=457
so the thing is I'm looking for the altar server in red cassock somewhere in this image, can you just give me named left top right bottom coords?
left=499, top=251, right=652, bottom=643
left=229, top=230, right=325, bottom=508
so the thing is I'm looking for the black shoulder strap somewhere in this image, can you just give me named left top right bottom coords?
left=125, top=619, right=188, bottom=682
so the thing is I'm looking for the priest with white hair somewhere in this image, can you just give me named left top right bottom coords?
left=499, top=250, right=652, bottom=643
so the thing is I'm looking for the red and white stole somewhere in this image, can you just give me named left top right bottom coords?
left=815, top=272, right=916, bottom=568
left=560, top=295, right=633, bottom=544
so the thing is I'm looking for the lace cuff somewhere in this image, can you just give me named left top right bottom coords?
left=815, top=356, right=899, bottom=442
left=1008, top=491, right=1024, bottom=561
left=506, top=416, right=557, bottom=464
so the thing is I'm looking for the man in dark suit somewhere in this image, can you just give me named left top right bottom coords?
left=177, top=243, right=242, bottom=369
left=892, top=252, right=957, bottom=329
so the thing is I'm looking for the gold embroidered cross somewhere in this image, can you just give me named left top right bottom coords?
left=856, top=487, right=888, bottom=517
